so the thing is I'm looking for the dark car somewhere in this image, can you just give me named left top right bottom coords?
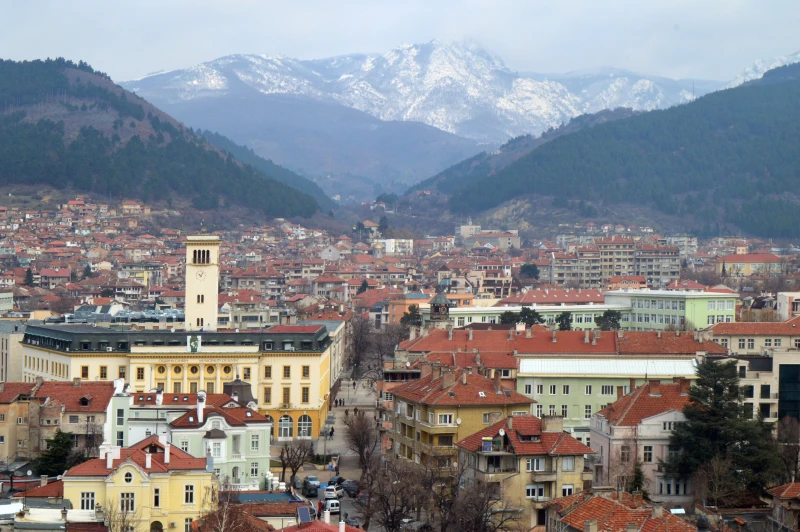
left=329, top=476, right=346, bottom=486
left=302, top=484, right=318, bottom=498
left=293, top=476, right=304, bottom=490
left=344, top=518, right=360, bottom=529
left=341, top=480, right=359, bottom=497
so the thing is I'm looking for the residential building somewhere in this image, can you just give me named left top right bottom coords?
left=0, top=321, right=25, bottom=381
left=605, top=289, right=737, bottom=329
left=714, top=253, right=784, bottom=278
left=62, top=437, right=215, bottom=532
left=387, top=365, right=534, bottom=466
left=0, top=382, right=37, bottom=461
left=633, top=245, right=681, bottom=288
left=767, top=483, right=800, bottom=531
left=456, top=415, right=593, bottom=527
left=708, top=317, right=800, bottom=354
left=594, top=236, right=636, bottom=284
left=464, top=232, right=521, bottom=251
left=777, top=292, right=800, bottom=322
left=589, top=380, right=693, bottom=505
left=548, top=248, right=603, bottom=289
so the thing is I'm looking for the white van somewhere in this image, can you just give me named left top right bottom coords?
left=324, top=499, right=341, bottom=514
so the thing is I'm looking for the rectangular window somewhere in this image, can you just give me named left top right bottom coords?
left=562, top=484, right=574, bottom=496
left=81, top=366, right=89, bottom=379
left=720, top=339, right=728, bottom=348
left=601, top=385, right=613, bottom=395
left=181, top=440, right=189, bottom=452
left=283, top=366, right=291, bottom=378
left=585, top=385, right=592, bottom=395
left=524, top=384, right=532, bottom=395
left=243, top=367, right=251, bottom=380
left=775, top=339, right=782, bottom=347
left=211, top=442, right=221, bottom=457
left=438, top=414, right=454, bottom=425
left=765, top=339, right=772, bottom=347
left=708, top=301, right=714, bottom=311
left=739, top=338, right=746, bottom=349
left=137, top=367, right=145, bottom=380
left=120, top=493, right=135, bottom=513
left=761, top=384, right=771, bottom=399
left=264, top=366, right=272, bottom=378
left=251, top=434, right=260, bottom=451
left=562, top=385, right=570, bottom=395
left=154, top=488, right=161, bottom=508
left=561, top=405, right=568, bottom=417
left=185, top=485, right=195, bottom=504
left=117, top=408, right=124, bottom=425
left=283, top=388, right=290, bottom=404
left=562, top=456, right=575, bottom=471
left=621, top=445, right=631, bottom=462
left=302, top=365, right=310, bottom=378
left=69, top=415, right=79, bottom=424
left=80, top=492, right=95, bottom=510
left=584, top=405, right=592, bottom=419
left=118, top=366, right=126, bottom=379
left=0, top=414, right=4, bottom=422
left=116, top=431, right=124, bottom=446
left=549, top=385, right=556, bottom=395
left=536, top=385, right=543, bottom=395
left=526, top=458, right=545, bottom=472
left=251, top=462, right=259, bottom=476
left=643, top=446, right=653, bottom=462
left=526, top=484, right=545, bottom=498
left=100, top=366, right=107, bottom=379
left=536, top=405, right=543, bottom=417
left=482, top=412, right=501, bottom=424
left=748, top=338, right=755, bottom=349
left=301, top=387, right=310, bottom=403
left=549, top=405, right=556, bottom=416
left=264, top=387, right=272, bottom=403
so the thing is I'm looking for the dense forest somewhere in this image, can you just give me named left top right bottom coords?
left=0, top=58, right=319, bottom=218
left=448, top=63, right=800, bottom=238
left=200, top=130, right=333, bottom=210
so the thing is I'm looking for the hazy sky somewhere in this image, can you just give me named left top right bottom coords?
left=3, top=1, right=799, bottom=82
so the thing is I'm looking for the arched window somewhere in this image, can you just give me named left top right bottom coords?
left=298, top=415, right=312, bottom=438
left=278, top=415, right=293, bottom=438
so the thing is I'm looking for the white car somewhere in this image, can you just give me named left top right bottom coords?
left=324, top=485, right=343, bottom=499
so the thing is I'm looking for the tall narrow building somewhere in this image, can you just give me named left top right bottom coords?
left=185, top=235, right=220, bottom=331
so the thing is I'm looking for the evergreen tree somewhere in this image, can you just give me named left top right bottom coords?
left=378, top=216, right=389, bottom=235
left=556, top=311, right=572, bottom=331
left=595, top=310, right=622, bottom=330
left=400, top=305, right=422, bottom=328
left=626, top=460, right=648, bottom=498
left=35, top=431, right=81, bottom=476
left=499, top=311, right=519, bottom=324
left=24, top=267, right=34, bottom=287
left=665, top=358, right=781, bottom=500
left=520, top=263, right=540, bottom=279
left=519, top=307, right=545, bottom=326
left=82, top=264, right=92, bottom=280
left=357, top=279, right=369, bottom=295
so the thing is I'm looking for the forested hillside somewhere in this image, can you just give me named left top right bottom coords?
left=200, top=130, right=333, bottom=210
left=0, top=58, right=319, bottom=218
left=449, top=63, right=800, bottom=237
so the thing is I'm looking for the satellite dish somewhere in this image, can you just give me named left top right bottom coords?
left=406, top=361, right=410, bottom=367
left=498, top=428, right=505, bottom=436
left=456, top=418, right=461, bottom=425
left=26, top=470, right=32, bottom=476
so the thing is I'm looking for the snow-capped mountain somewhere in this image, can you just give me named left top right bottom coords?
left=125, top=40, right=718, bottom=143
left=723, top=50, right=800, bottom=89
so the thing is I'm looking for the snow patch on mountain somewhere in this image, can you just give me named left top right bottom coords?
left=724, top=51, right=800, bottom=89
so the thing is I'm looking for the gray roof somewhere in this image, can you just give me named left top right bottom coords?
left=0, top=321, right=25, bottom=334
left=429, top=292, right=452, bottom=306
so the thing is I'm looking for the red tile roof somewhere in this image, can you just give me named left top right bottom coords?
left=423, top=351, right=517, bottom=370
left=0, top=383, right=37, bottom=403
left=769, top=483, right=800, bottom=499
left=598, top=381, right=690, bottom=426
left=13, top=479, right=63, bottom=498
left=65, top=436, right=207, bottom=476
left=617, top=332, right=727, bottom=355
left=716, top=253, right=782, bottom=263
left=499, top=289, right=605, bottom=306
left=709, top=316, right=800, bottom=336
left=456, top=415, right=593, bottom=456
left=35, top=381, right=117, bottom=413
left=281, top=521, right=360, bottom=532
left=399, top=329, right=617, bottom=355
left=391, top=368, right=533, bottom=406
left=170, top=404, right=270, bottom=428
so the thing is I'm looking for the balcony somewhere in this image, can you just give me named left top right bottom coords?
left=530, top=469, right=557, bottom=482
left=476, top=468, right=518, bottom=483
left=581, top=469, right=594, bottom=482
left=417, top=420, right=459, bottom=434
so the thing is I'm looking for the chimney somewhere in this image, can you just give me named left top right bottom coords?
left=475, top=352, right=481, bottom=366
left=525, top=328, right=532, bottom=338
left=324, top=511, right=330, bottom=524
left=155, top=389, right=163, bottom=406
left=541, top=415, right=563, bottom=433
left=468, top=329, right=473, bottom=341
left=197, top=391, right=206, bottom=423
left=448, top=328, right=453, bottom=341
left=432, top=365, right=442, bottom=380
left=632, top=491, right=644, bottom=505
left=584, top=330, right=590, bottom=344
left=652, top=504, right=663, bottom=519
left=626, top=524, right=638, bottom=532
left=72, top=377, right=81, bottom=387
left=552, top=330, right=557, bottom=343
left=106, top=452, right=114, bottom=470
left=648, top=380, right=661, bottom=396
left=657, top=330, right=662, bottom=339
left=584, top=519, right=598, bottom=532
left=442, top=371, right=456, bottom=389
left=630, top=378, right=636, bottom=391
left=339, top=521, right=346, bottom=532
left=493, top=370, right=501, bottom=391
left=421, top=364, right=433, bottom=378
left=461, top=371, right=467, bottom=385
left=680, top=378, right=690, bottom=395
left=145, top=452, right=152, bottom=470
left=507, top=415, right=513, bottom=430
left=617, top=386, right=624, bottom=400
left=509, top=329, right=514, bottom=340
left=164, top=442, right=171, bottom=464
left=617, top=329, right=624, bottom=338
left=40, top=475, right=48, bottom=487
left=0, top=383, right=4, bottom=393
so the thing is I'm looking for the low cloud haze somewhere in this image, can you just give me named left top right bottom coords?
left=2, top=0, right=799, bottom=82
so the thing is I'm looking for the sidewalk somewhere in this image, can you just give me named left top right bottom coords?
left=318, top=378, right=378, bottom=457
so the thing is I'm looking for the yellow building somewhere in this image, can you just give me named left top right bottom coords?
left=62, top=436, right=215, bottom=532
left=18, top=235, right=335, bottom=438
left=387, top=365, right=534, bottom=466
left=0, top=382, right=37, bottom=460
left=456, top=415, right=594, bottom=528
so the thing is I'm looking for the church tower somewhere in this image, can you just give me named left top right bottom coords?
left=185, top=235, right=220, bottom=331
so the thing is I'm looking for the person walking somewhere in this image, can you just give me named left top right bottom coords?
left=345, top=408, right=349, bottom=417
left=329, top=427, right=334, bottom=439
left=353, top=381, right=357, bottom=390
left=317, top=500, right=323, bottom=519
left=354, top=407, right=358, bottom=415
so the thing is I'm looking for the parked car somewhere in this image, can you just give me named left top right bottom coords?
left=324, top=485, right=344, bottom=499
left=302, top=484, right=318, bottom=498
left=344, top=518, right=360, bottom=528
left=293, top=476, right=304, bottom=490
left=323, top=499, right=340, bottom=514
left=355, top=490, right=370, bottom=505
left=304, top=475, right=321, bottom=488
left=341, top=480, right=360, bottom=497
left=329, top=475, right=346, bottom=486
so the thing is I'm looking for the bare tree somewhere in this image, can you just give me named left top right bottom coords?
left=343, top=410, right=381, bottom=475
left=362, top=323, right=408, bottom=387
left=777, top=416, right=800, bottom=484
left=278, top=439, right=315, bottom=484
left=100, top=495, right=143, bottom=532
left=693, top=452, right=747, bottom=507
left=357, top=457, right=419, bottom=532
left=349, top=316, right=374, bottom=376
left=198, top=485, right=263, bottom=532
left=453, top=482, right=525, bottom=532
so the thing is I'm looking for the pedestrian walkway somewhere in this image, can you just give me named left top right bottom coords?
left=317, top=379, right=378, bottom=457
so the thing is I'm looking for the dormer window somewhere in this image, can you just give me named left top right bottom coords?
left=189, top=416, right=195, bottom=422
left=79, top=397, right=90, bottom=407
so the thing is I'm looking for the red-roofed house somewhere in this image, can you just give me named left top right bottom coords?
left=768, top=483, right=800, bottom=530
left=589, top=380, right=693, bottom=504
left=714, top=253, right=783, bottom=278
left=456, top=414, right=593, bottom=527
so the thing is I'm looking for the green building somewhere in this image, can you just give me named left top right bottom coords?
left=604, top=289, right=737, bottom=329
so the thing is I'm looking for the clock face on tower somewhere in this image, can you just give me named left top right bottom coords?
left=195, top=270, right=206, bottom=281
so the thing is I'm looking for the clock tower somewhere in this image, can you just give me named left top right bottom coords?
left=185, top=234, right=220, bottom=331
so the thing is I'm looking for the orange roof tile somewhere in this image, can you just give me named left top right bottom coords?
left=598, top=381, right=690, bottom=426
left=391, top=368, right=533, bottom=407
left=456, top=415, right=593, bottom=456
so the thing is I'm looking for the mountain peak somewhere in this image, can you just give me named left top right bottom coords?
left=724, top=50, right=800, bottom=89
